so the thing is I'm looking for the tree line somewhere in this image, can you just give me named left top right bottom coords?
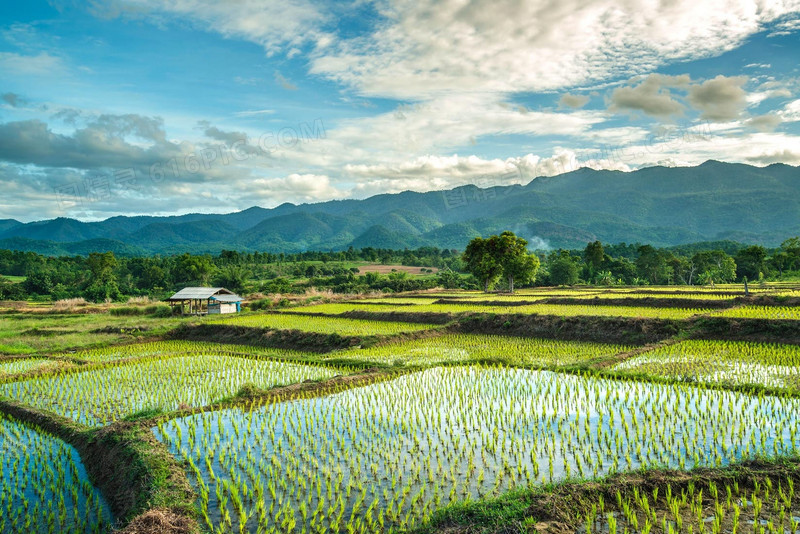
left=1, top=236, right=799, bottom=301
left=463, top=234, right=800, bottom=291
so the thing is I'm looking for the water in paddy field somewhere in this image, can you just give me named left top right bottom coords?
left=0, top=414, right=113, bottom=533
left=154, top=367, right=800, bottom=533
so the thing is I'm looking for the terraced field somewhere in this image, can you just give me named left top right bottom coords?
left=0, top=412, right=112, bottom=533
left=1, top=283, right=799, bottom=533
left=326, top=333, right=632, bottom=367
left=1, top=354, right=342, bottom=426
left=614, top=340, right=800, bottom=390
left=155, top=366, right=800, bottom=533
left=209, top=312, right=441, bottom=335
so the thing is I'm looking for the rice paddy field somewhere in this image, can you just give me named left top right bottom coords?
left=614, top=340, right=800, bottom=390
left=208, top=312, right=441, bottom=335
left=326, top=333, right=632, bottom=367
left=0, top=354, right=342, bottom=427
left=718, top=306, right=800, bottom=320
left=67, top=340, right=312, bottom=363
left=281, top=301, right=711, bottom=318
left=154, top=366, right=800, bottom=533
left=1, top=283, right=800, bottom=533
left=0, top=357, right=61, bottom=376
left=0, top=412, right=112, bottom=533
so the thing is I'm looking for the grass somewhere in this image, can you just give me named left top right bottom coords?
left=0, top=311, right=198, bottom=355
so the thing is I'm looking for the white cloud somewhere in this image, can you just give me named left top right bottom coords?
left=310, top=0, right=799, bottom=99
left=767, top=17, right=800, bottom=37
left=284, top=94, right=606, bottom=170
left=779, top=99, right=800, bottom=122
left=249, top=173, right=344, bottom=202
left=96, top=0, right=329, bottom=56
left=0, top=51, right=66, bottom=76
left=232, top=109, right=275, bottom=118
left=343, top=151, right=632, bottom=198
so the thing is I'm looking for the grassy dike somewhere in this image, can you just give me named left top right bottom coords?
left=413, top=457, right=800, bottom=534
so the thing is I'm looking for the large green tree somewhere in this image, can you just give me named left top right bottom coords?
left=84, top=252, right=121, bottom=302
left=491, top=231, right=540, bottom=293
left=461, top=237, right=502, bottom=292
left=691, top=250, right=736, bottom=284
left=549, top=252, right=579, bottom=286
left=735, top=245, right=767, bottom=281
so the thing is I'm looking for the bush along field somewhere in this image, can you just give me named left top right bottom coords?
left=2, top=283, right=800, bottom=533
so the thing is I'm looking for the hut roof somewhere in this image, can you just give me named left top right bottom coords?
left=167, top=287, right=241, bottom=301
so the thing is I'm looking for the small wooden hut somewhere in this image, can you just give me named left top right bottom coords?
left=167, top=287, right=242, bottom=315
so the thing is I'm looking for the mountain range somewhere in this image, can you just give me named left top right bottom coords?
left=2, top=161, right=798, bottom=255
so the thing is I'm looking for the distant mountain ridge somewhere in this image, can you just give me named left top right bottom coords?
left=2, top=161, right=798, bottom=255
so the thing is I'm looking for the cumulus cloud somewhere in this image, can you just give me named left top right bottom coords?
left=198, top=121, right=247, bottom=144
left=608, top=74, right=690, bottom=118
left=559, top=93, right=590, bottom=109
left=745, top=114, right=782, bottom=132
left=249, top=173, right=344, bottom=202
left=779, top=99, right=800, bottom=122
left=0, top=115, right=177, bottom=170
left=607, top=73, right=753, bottom=122
left=687, top=75, right=749, bottom=121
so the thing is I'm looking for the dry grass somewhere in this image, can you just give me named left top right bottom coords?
left=126, top=296, right=156, bottom=305
left=117, top=508, right=198, bottom=534
left=53, top=297, right=89, bottom=311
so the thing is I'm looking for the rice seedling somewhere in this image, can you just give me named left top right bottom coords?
left=210, top=313, right=440, bottom=335
left=155, top=365, right=800, bottom=533
left=410, top=302, right=711, bottom=318
left=0, top=357, right=60, bottom=376
left=614, top=340, right=800, bottom=390
left=281, top=303, right=402, bottom=315
left=283, top=302, right=709, bottom=319
left=717, top=306, right=800, bottom=321
left=355, top=298, right=441, bottom=305
left=1, top=355, right=343, bottom=427
left=582, top=475, right=799, bottom=534
left=328, top=334, right=631, bottom=367
left=68, top=340, right=312, bottom=363
left=566, top=292, right=736, bottom=301
left=0, top=411, right=112, bottom=533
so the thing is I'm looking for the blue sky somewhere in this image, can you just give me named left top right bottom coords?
left=0, top=0, right=799, bottom=222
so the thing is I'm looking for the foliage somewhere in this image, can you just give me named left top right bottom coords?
left=462, top=231, right=539, bottom=292
left=548, top=252, right=580, bottom=286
